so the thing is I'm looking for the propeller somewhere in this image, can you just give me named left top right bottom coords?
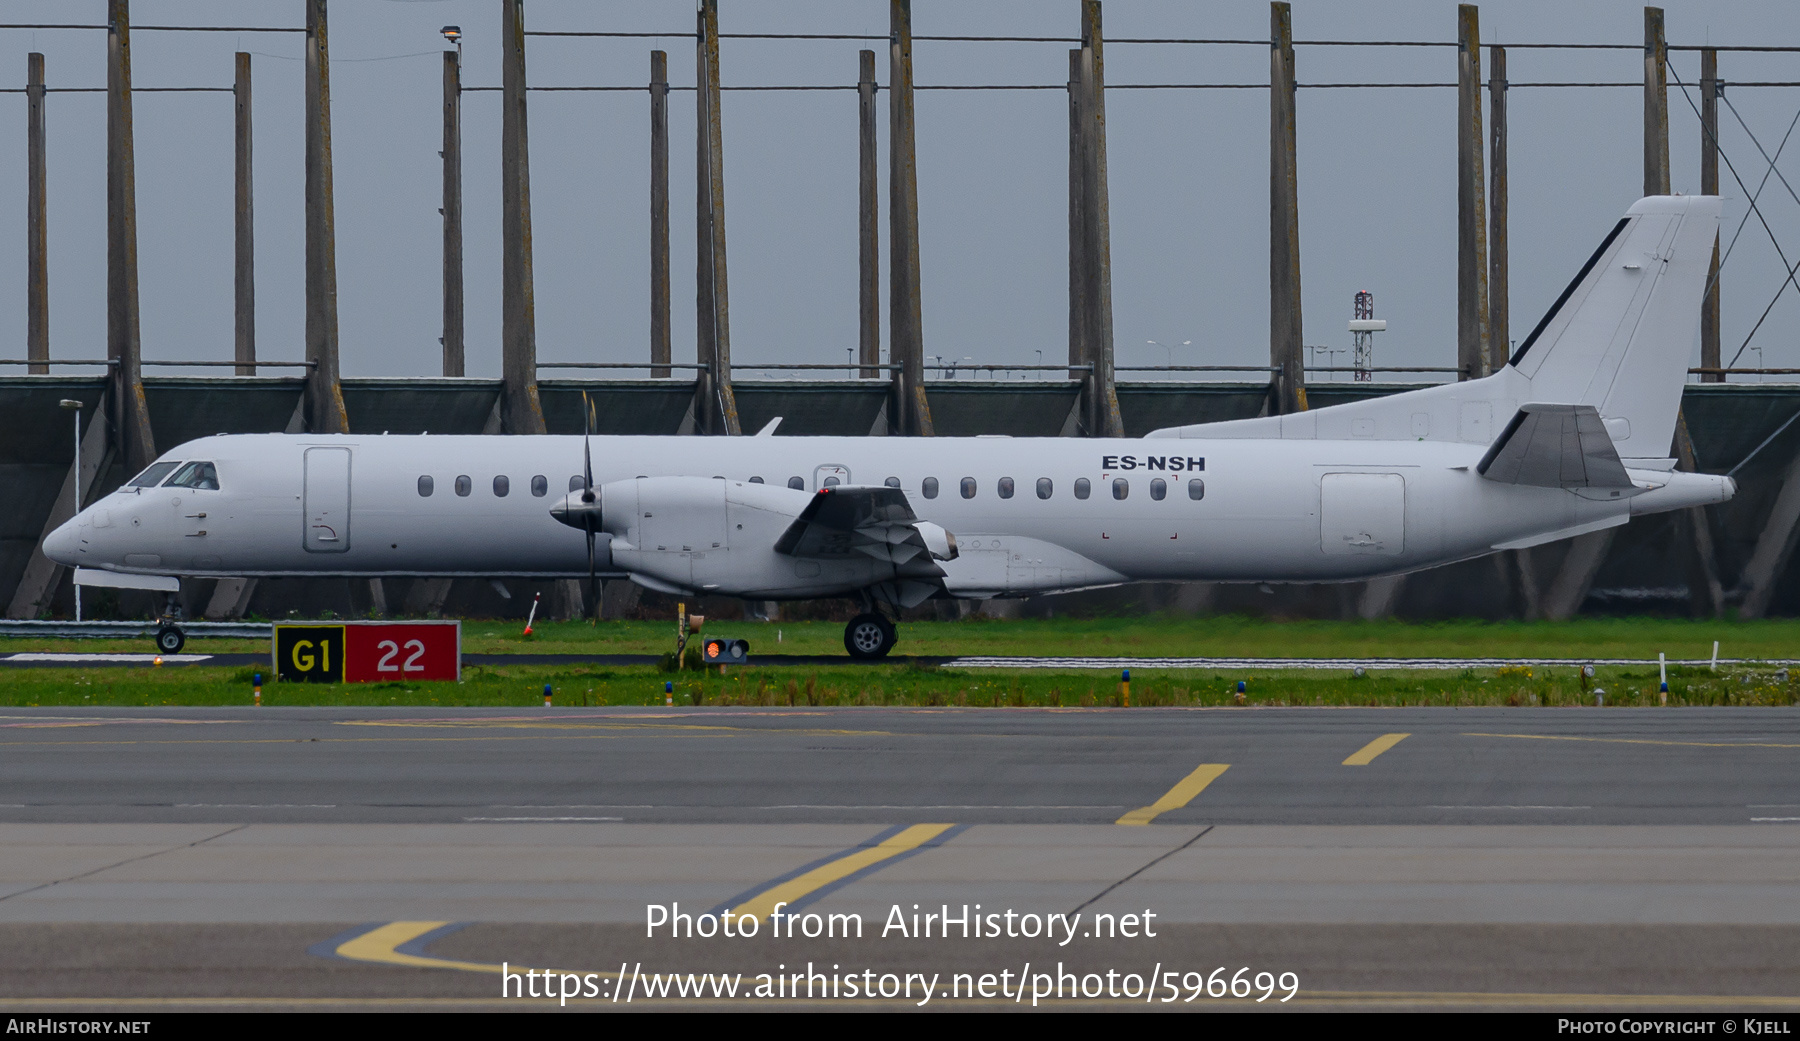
left=550, top=392, right=604, bottom=624
left=582, top=392, right=598, bottom=624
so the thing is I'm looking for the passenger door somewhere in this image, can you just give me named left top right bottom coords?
left=303, top=447, right=352, bottom=553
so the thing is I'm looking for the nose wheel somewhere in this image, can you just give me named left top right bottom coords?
left=844, top=613, right=897, bottom=660
left=153, top=625, right=186, bottom=655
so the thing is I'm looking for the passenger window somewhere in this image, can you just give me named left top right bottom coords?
left=1150, top=478, right=1167, bottom=501
left=824, top=476, right=841, bottom=488
left=1074, top=478, right=1091, bottom=500
left=1036, top=478, right=1053, bottom=499
left=530, top=475, right=547, bottom=497
left=493, top=475, right=510, bottom=497
left=1113, top=478, right=1129, bottom=500
left=1188, top=478, right=1205, bottom=500
left=164, top=461, right=219, bottom=490
left=749, top=476, right=764, bottom=484
left=128, top=461, right=181, bottom=488
left=998, top=477, right=1015, bottom=499
left=922, top=477, right=939, bottom=499
left=455, top=475, right=472, bottom=497
left=569, top=475, right=584, bottom=493
left=961, top=477, right=977, bottom=499
left=884, top=476, right=901, bottom=489
left=787, top=476, right=804, bottom=490
left=418, top=475, right=434, bottom=497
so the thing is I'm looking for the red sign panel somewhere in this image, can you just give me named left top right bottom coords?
left=342, top=622, right=460, bottom=682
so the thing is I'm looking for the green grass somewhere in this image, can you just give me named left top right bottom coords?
left=1, top=659, right=1792, bottom=710
left=4, top=614, right=1799, bottom=660
left=2, top=615, right=1795, bottom=708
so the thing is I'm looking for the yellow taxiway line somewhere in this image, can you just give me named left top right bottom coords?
left=1343, top=733, right=1410, bottom=765
left=729, top=823, right=956, bottom=925
left=1116, top=764, right=1229, bottom=826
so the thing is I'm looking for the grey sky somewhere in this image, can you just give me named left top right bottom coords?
left=3, top=0, right=1799, bottom=383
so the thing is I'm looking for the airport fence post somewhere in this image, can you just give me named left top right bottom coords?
left=1644, top=7, right=1670, bottom=196
left=1079, top=1, right=1123, bottom=437
left=1699, top=46, right=1721, bottom=381
left=27, top=52, right=48, bottom=375
left=108, top=0, right=156, bottom=470
left=1269, top=2, right=1305, bottom=415
left=235, top=52, right=256, bottom=376
left=859, top=49, right=881, bottom=379
left=500, top=0, right=546, bottom=434
left=304, top=0, right=348, bottom=434
left=1487, top=43, right=1509, bottom=371
left=1067, top=50, right=1088, bottom=394
left=695, top=0, right=740, bottom=435
left=888, top=0, right=932, bottom=435
left=442, top=48, right=464, bottom=377
left=1456, top=4, right=1489, bottom=381
left=650, top=50, right=671, bottom=379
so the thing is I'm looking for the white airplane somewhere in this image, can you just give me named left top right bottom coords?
left=46, top=196, right=1733, bottom=658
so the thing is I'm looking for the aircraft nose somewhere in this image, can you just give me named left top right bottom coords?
left=42, top=517, right=80, bottom=566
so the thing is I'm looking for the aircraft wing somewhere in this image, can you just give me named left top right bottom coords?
left=1477, top=403, right=1635, bottom=490
left=772, top=486, right=948, bottom=568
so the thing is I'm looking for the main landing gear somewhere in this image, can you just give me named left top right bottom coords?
left=844, top=613, right=897, bottom=660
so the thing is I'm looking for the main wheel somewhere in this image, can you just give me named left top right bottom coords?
left=153, top=625, right=186, bottom=655
left=844, top=613, right=896, bottom=660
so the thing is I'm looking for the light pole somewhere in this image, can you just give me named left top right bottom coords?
left=1146, top=339, right=1191, bottom=373
left=58, top=399, right=82, bottom=621
left=1034, top=349, right=1043, bottom=380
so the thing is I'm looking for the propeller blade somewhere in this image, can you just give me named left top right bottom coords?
left=581, top=391, right=595, bottom=502
left=587, top=530, right=598, bottom=624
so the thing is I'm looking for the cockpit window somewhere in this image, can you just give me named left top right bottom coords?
left=128, top=461, right=181, bottom=488
left=164, top=461, right=219, bottom=490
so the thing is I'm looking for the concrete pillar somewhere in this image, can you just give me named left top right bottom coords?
left=1542, top=531, right=1614, bottom=620
left=1078, top=2, right=1123, bottom=437
left=1457, top=4, right=1489, bottom=381
left=7, top=405, right=108, bottom=620
left=304, top=0, right=347, bottom=434
left=235, top=52, right=255, bottom=376
left=1488, top=43, right=1509, bottom=369
left=1644, top=7, right=1670, bottom=196
left=1700, top=47, right=1722, bottom=381
left=500, top=0, right=546, bottom=433
left=442, top=49, right=464, bottom=377
left=858, top=49, right=881, bottom=379
left=108, top=1, right=155, bottom=472
left=695, top=0, right=740, bottom=435
left=1269, top=2, right=1305, bottom=414
left=888, top=0, right=933, bottom=435
left=650, top=50, right=670, bottom=379
left=27, top=53, right=47, bottom=375
left=1736, top=449, right=1800, bottom=619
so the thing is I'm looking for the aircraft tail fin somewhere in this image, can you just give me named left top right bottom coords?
left=1146, top=196, right=1721, bottom=455
left=1505, top=195, right=1720, bottom=459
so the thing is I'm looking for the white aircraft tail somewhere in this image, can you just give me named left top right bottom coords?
left=1148, top=195, right=1722, bottom=461
left=1503, top=194, right=1720, bottom=459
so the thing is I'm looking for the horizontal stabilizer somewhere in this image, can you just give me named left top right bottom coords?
left=1476, top=403, right=1634, bottom=490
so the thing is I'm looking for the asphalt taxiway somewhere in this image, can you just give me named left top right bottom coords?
left=1, top=706, right=1797, bottom=1010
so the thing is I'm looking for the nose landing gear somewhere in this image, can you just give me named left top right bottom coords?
left=153, top=625, right=186, bottom=655
left=844, top=613, right=897, bottom=660
left=152, top=591, right=185, bottom=655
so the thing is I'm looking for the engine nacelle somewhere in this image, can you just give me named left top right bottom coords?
left=583, top=476, right=944, bottom=599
